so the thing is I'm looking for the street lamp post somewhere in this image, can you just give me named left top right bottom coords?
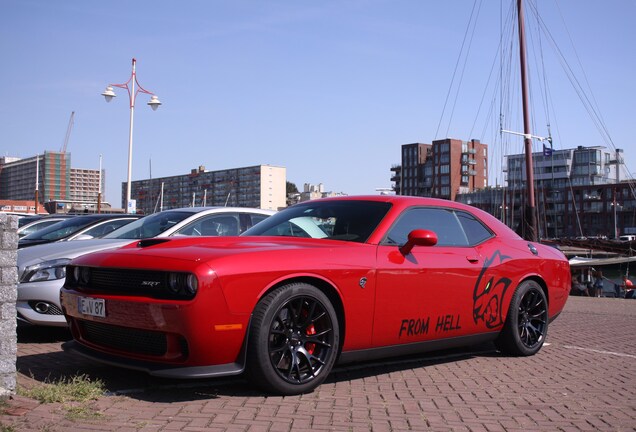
left=102, top=58, right=161, bottom=213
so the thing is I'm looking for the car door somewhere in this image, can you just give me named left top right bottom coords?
left=372, top=207, right=487, bottom=348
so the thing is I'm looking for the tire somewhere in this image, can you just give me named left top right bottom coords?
left=495, top=280, right=548, bottom=356
left=247, top=282, right=340, bottom=395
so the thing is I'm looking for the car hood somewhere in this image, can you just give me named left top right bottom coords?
left=17, top=238, right=137, bottom=271
left=71, top=236, right=364, bottom=269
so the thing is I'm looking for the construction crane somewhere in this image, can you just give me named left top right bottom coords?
left=61, top=111, right=75, bottom=153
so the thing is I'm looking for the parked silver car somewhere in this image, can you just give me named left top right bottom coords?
left=17, top=207, right=275, bottom=327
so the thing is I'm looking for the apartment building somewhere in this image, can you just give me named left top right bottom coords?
left=129, top=164, right=287, bottom=214
left=69, top=168, right=103, bottom=202
left=392, top=138, right=488, bottom=200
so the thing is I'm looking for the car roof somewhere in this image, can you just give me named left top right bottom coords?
left=297, top=195, right=521, bottom=242
left=155, top=206, right=276, bottom=214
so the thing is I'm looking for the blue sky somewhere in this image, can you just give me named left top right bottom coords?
left=1, top=0, right=634, bottom=207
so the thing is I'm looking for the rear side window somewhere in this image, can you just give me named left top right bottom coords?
left=456, top=211, right=493, bottom=245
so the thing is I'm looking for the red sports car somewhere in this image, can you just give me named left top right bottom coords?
left=61, top=196, right=570, bottom=395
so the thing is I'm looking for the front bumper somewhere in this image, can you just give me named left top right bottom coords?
left=17, top=280, right=68, bottom=327
left=62, top=340, right=245, bottom=379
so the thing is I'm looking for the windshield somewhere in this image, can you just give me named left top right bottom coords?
left=20, top=216, right=104, bottom=241
left=103, top=211, right=193, bottom=239
left=243, top=200, right=391, bottom=243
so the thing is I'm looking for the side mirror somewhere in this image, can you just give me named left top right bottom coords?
left=399, top=229, right=438, bottom=255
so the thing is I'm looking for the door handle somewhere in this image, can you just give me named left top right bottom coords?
left=466, top=256, right=480, bottom=263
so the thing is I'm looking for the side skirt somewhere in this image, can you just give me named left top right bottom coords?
left=337, top=333, right=497, bottom=365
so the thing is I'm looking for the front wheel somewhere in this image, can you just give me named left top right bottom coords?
left=247, top=283, right=340, bottom=395
left=495, top=280, right=548, bottom=356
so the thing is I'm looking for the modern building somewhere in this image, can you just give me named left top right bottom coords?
left=0, top=153, right=106, bottom=214
left=395, top=143, right=431, bottom=196
left=458, top=145, right=636, bottom=239
left=392, top=138, right=489, bottom=200
left=129, top=164, right=287, bottom=214
left=505, top=146, right=623, bottom=190
left=0, top=153, right=70, bottom=202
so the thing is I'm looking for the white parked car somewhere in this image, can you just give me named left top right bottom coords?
left=17, top=207, right=274, bottom=327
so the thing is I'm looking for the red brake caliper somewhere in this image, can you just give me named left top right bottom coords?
left=305, top=324, right=316, bottom=354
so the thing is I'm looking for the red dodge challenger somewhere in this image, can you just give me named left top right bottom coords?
left=61, top=196, right=571, bottom=395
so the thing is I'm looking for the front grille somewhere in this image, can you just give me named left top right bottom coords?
left=79, top=320, right=167, bottom=357
left=66, top=266, right=196, bottom=300
left=90, top=268, right=166, bottom=294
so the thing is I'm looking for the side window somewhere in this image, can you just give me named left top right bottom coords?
left=250, top=214, right=269, bottom=226
left=175, top=214, right=240, bottom=237
left=384, top=208, right=469, bottom=247
left=456, top=211, right=493, bottom=245
left=84, top=219, right=133, bottom=238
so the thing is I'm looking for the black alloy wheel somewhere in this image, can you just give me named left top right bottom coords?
left=496, top=280, right=548, bottom=356
left=516, top=284, right=548, bottom=349
left=247, top=283, right=339, bottom=395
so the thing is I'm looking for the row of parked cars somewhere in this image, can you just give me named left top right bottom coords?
left=16, top=207, right=275, bottom=327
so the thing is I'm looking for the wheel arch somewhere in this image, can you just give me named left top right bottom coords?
left=520, top=275, right=549, bottom=305
left=258, top=276, right=346, bottom=355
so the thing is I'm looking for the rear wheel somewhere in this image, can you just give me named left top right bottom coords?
left=496, top=280, right=548, bottom=356
left=247, top=283, right=339, bottom=395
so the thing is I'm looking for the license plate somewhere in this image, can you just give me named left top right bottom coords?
left=78, top=297, right=106, bottom=318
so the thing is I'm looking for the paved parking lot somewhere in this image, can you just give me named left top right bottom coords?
left=2, top=296, right=635, bottom=431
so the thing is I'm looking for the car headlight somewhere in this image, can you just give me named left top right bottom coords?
left=167, top=272, right=198, bottom=297
left=20, top=259, right=71, bottom=283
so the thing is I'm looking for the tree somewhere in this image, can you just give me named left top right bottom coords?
left=286, top=181, right=299, bottom=194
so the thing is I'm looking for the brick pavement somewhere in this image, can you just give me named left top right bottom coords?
left=1, top=296, right=635, bottom=431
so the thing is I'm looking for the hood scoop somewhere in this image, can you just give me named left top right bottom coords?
left=137, top=238, right=171, bottom=248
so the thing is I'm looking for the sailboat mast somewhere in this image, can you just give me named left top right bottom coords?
left=517, top=0, right=538, bottom=242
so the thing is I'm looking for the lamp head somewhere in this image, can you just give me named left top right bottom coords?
left=101, top=86, right=116, bottom=102
left=148, top=95, right=162, bottom=111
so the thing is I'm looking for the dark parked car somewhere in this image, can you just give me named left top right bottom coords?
left=17, top=215, right=75, bottom=238
left=18, top=214, right=142, bottom=248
